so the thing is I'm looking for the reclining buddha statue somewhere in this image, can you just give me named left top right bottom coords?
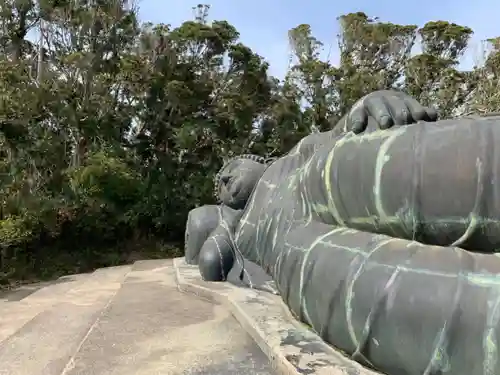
left=184, top=89, right=500, bottom=375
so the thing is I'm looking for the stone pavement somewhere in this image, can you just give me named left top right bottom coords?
left=0, top=259, right=274, bottom=375
left=0, top=258, right=380, bottom=375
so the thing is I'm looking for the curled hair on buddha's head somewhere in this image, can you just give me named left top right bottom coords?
left=213, top=154, right=273, bottom=202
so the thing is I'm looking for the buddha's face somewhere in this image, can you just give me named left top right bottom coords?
left=217, top=158, right=267, bottom=209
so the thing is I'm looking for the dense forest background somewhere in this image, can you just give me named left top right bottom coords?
left=0, top=0, right=499, bottom=285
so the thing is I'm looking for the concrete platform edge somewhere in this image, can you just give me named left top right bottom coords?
left=173, top=257, right=380, bottom=375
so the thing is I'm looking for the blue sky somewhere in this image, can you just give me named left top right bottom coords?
left=138, top=0, right=500, bottom=78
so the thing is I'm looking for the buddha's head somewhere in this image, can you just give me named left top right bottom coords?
left=214, top=154, right=270, bottom=209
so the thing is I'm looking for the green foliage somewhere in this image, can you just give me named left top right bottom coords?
left=0, top=1, right=497, bottom=284
left=0, top=217, right=33, bottom=247
left=68, top=151, right=141, bottom=207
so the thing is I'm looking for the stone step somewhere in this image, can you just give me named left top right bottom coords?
left=0, top=265, right=132, bottom=375
left=0, top=274, right=92, bottom=344
left=0, top=273, right=91, bottom=304
left=60, top=259, right=273, bottom=375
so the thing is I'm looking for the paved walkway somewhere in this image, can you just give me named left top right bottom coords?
left=0, top=260, right=274, bottom=375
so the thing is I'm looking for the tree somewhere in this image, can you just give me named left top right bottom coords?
left=404, top=21, right=474, bottom=118
left=336, top=12, right=417, bottom=114
left=0, top=3, right=497, bottom=285
left=465, top=37, right=500, bottom=114
left=0, top=0, right=39, bottom=62
left=118, top=5, right=274, bottom=237
left=285, top=24, right=338, bottom=132
left=252, top=76, right=308, bottom=156
left=0, top=0, right=143, bottom=279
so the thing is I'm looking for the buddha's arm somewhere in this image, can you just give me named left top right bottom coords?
left=185, top=204, right=242, bottom=265
left=330, top=90, right=438, bottom=136
left=185, top=205, right=222, bottom=264
left=285, top=90, right=439, bottom=165
left=195, top=205, right=243, bottom=282
left=301, top=116, right=500, bottom=252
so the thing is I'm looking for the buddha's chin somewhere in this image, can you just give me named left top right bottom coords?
left=230, top=189, right=252, bottom=209
left=227, top=197, right=246, bottom=210
left=220, top=192, right=242, bottom=210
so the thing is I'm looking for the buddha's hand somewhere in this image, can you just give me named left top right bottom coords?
left=344, top=90, right=438, bottom=134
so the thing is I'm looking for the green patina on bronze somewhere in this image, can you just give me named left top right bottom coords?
left=184, top=90, right=500, bottom=375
